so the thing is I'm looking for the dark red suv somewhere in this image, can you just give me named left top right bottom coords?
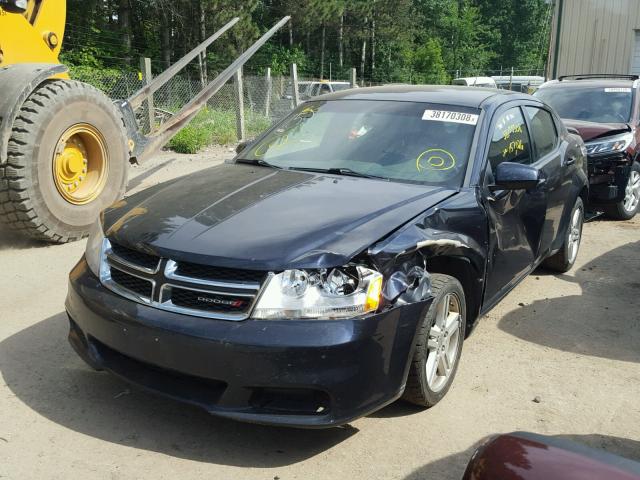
left=535, top=75, right=640, bottom=219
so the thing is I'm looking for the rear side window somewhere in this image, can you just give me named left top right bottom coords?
left=525, top=107, right=558, bottom=159
left=488, top=107, right=532, bottom=169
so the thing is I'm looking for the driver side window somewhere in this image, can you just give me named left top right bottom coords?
left=488, top=107, right=532, bottom=170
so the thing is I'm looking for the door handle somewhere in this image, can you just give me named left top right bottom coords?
left=565, top=155, right=576, bottom=166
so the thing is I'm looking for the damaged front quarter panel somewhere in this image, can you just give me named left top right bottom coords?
left=382, top=260, right=431, bottom=306
left=366, top=194, right=488, bottom=319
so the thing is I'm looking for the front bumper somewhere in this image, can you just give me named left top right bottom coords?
left=587, top=152, right=632, bottom=204
left=66, top=260, right=431, bottom=428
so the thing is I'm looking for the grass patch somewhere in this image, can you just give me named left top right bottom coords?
left=168, top=107, right=272, bottom=154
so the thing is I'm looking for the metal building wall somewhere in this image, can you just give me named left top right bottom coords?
left=548, top=0, right=640, bottom=78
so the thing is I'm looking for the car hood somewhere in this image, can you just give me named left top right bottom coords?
left=103, top=163, right=456, bottom=270
left=562, top=119, right=631, bottom=142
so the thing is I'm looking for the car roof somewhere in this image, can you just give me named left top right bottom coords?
left=317, top=85, right=529, bottom=108
left=539, top=78, right=638, bottom=89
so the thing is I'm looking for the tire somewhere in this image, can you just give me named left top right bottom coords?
left=0, top=80, right=128, bottom=243
left=542, top=196, right=584, bottom=273
left=603, top=161, right=640, bottom=220
left=402, top=274, right=466, bottom=408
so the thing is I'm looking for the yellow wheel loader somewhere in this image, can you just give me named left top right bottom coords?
left=0, top=0, right=288, bottom=242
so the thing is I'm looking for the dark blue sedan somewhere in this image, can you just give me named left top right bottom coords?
left=66, top=86, right=588, bottom=427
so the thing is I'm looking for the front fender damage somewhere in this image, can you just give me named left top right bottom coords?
left=365, top=206, right=487, bottom=311
left=383, top=260, right=431, bottom=306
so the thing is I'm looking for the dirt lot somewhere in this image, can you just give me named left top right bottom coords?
left=1, top=150, right=639, bottom=479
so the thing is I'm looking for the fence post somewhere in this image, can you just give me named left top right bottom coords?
left=234, top=67, right=245, bottom=141
left=290, top=63, right=300, bottom=107
left=350, top=67, right=357, bottom=88
left=265, top=67, right=272, bottom=118
left=140, top=57, right=154, bottom=131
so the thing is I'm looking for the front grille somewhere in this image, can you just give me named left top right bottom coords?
left=175, top=261, right=266, bottom=284
left=100, top=239, right=266, bottom=320
left=110, top=242, right=160, bottom=271
left=169, top=287, right=251, bottom=313
left=110, top=267, right=153, bottom=298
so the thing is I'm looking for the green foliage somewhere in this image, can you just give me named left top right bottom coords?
left=168, top=107, right=271, bottom=153
left=250, top=44, right=309, bottom=76
left=169, top=123, right=213, bottom=154
left=412, top=39, right=448, bottom=84
left=62, top=0, right=552, bottom=82
left=59, top=47, right=104, bottom=69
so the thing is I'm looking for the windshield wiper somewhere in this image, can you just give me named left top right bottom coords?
left=288, top=166, right=387, bottom=180
left=235, top=158, right=282, bottom=169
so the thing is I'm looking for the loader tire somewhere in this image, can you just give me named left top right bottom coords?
left=0, top=80, right=128, bottom=243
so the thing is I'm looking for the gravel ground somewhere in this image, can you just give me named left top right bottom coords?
left=1, top=150, right=639, bottom=479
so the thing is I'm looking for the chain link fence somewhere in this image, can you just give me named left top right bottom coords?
left=72, top=64, right=293, bottom=135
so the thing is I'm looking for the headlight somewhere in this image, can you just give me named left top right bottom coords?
left=252, top=266, right=383, bottom=319
left=585, top=131, right=633, bottom=155
left=85, top=218, right=107, bottom=278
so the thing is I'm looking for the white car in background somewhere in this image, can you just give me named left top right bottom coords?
left=452, top=76, right=497, bottom=88
left=285, top=80, right=355, bottom=100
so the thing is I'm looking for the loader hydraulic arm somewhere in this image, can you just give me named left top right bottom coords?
left=0, top=0, right=66, bottom=66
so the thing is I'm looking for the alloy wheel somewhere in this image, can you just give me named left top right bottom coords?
left=568, top=204, right=583, bottom=264
left=426, top=292, right=462, bottom=392
left=623, top=170, right=640, bottom=213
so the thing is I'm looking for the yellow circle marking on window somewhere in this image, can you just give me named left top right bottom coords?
left=416, top=148, right=456, bottom=172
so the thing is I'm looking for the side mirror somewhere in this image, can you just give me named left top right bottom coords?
left=235, top=138, right=254, bottom=155
left=492, top=162, right=540, bottom=191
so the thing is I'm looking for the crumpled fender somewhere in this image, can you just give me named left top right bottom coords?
left=383, top=259, right=431, bottom=305
left=367, top=199, right=488, bottom=308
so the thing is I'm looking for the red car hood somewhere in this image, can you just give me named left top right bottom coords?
left=463, top=432, right=640, bottom=480
left=563, top=119, right=631, bottom=142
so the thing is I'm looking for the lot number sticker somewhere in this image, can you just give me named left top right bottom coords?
left=604, top=88, right=632, bottom=93
left=422, top=109, right=479, bottom=125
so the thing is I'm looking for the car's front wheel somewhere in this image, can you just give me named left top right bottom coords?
left=604, top=161, right=640, bottom=220
left=402, top=274, right=466, bottom=407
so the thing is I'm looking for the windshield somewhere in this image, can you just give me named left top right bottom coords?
left=241, top=100, right=479, bottom=187
left=535, top=86, right=633, bottom=123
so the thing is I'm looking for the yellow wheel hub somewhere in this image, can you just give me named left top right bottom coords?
left=53, top=124, right=108, bottom=205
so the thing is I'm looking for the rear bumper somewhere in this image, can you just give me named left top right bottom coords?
left=66, top=259, right=431, bottom=428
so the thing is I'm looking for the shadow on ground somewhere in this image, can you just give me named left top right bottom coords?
left=402, top=433, right=640, bottom=480
left=500, top=241, right=640, bottom=363
left=0, top=312, right=356, bottom=467
left=0, top=227, right=44, bottom=251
